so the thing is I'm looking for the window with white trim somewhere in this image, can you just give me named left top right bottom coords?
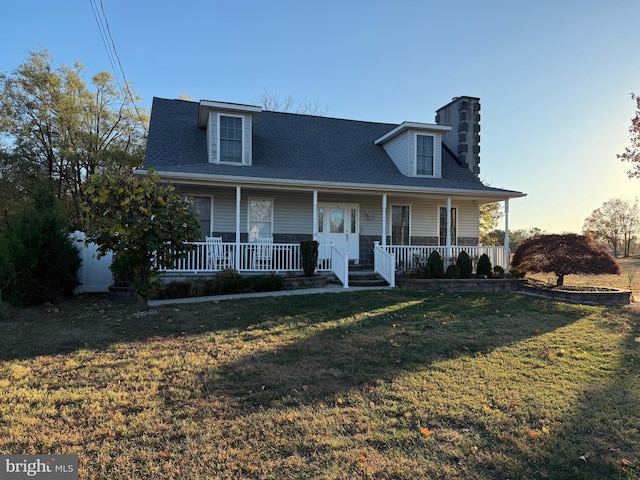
left=248, top=198, right=273, bottom=241
left=391, top=205, right=410, bottom=245
left=416, top=134, right=434, bottom=176
left=219, top=114, right=243, bottom=163
left=189, top=196, right=213, bottom=239
left=439, top=206, right=457, bottom=245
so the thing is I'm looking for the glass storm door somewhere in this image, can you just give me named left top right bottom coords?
left=318, top=203, right=359, bottom=262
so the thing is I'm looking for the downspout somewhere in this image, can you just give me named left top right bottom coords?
left=235, top=186, right=241, bottom=269
left=446, top=197, right=452, bottom=264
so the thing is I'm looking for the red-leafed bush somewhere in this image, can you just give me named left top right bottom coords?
left=511, top=234, right=620, bottom=286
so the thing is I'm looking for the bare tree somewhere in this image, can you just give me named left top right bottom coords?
left=619, top=92, right=640, bottom=178
left=254, top=90, right=327, bottom=116
left=583, top=197, right=639, bottom=257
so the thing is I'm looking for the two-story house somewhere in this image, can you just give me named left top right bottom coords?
left=140, top=95, right=525, bottom=286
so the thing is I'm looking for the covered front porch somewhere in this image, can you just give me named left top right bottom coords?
left=160, top=183, right=517, bottom=288
left=161, top=240, right=509, bottom=289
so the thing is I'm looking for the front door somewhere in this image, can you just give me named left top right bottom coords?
left=318, top=203, right=359, bottom=263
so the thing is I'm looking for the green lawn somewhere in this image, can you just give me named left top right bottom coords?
left=1, top=290, right=640, bottom=479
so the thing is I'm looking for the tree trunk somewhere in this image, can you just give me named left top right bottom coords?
left=556, top=274, right=564, bottom=287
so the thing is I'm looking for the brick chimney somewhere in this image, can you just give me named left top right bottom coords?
left=435, top=96, right=481, bottom=176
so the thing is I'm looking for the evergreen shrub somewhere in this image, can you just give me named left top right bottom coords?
left=455, top=251, right=473, bottom=279
left=477, top=254, right=493, bottom=278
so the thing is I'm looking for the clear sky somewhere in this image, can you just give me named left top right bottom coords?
left=2, top=0, right=639, bottom=233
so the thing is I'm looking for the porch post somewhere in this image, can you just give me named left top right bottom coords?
left=504, top=199, right=510, bottom=269
left=382, top=194, right=387, bottom=247
left=235, top=186, right=241, bottom=269
left=446, top=197, right=452, bottom=264
left=313, top=190, right=318, bottom=241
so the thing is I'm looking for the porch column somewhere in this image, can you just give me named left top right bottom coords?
left=504, top=199, right=510, bottom=269
left=313, top=190, right=318, bottom=240
left=235, top=186, right=241, bottom=269
left=382, top=194, right=387, bottom=246
left=446, top=197, right=452, bottom=264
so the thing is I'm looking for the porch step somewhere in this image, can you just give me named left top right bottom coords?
left=348, top=270, right=389, bottom=287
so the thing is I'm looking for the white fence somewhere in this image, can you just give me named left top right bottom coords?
left=70, top=231, right=113, bottom=293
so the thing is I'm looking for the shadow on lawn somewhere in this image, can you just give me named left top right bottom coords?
left=509, top=315, right=640, bottom=480
left=200, top=292, right=588, bottom=410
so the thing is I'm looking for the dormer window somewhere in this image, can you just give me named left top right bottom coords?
left=416, top=134, right=434, bottom=176
left=219, top=114, right=243, bottom=163
left=199, top=100, right=261, bottom=165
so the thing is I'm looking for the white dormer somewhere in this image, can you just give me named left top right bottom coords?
left=375, top=122, right=451, bottom=178
left=198, top=100, right=262, bottom=165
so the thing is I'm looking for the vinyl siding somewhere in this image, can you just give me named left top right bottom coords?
left=177, top=187, right=478, bottom=240
left=382, top=131, right=410, bottom=176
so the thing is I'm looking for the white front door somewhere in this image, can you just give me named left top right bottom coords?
left=318, top=203, right=359, bottom=263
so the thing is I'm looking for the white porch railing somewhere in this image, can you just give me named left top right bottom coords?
left=374, top=241, right=395, bottom=287
left=385, top=245, right=508, bottom=271
left=164, top=241, right=336, bottom=274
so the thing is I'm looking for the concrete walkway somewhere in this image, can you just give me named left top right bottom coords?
left=148, top=285, right=392, bottom=307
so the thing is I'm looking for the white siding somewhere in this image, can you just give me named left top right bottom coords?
left=381, top=130, right=443, bottom=178
left=382, top=131, right=411, bottom=176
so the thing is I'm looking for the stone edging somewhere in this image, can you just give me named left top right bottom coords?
left=397, top=278, right=632, bottom=306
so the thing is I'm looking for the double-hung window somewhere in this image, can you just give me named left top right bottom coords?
left=391, top=205, right=410, bottom=245
left=416, top=134, right=434, bottom=176
left=219, top=114, right=243, bottom=163
left=188, top=196, right=213, bottom=239
left=439, top=206, right=457, bottom=246
left=248, top=198, right=273, bottom=242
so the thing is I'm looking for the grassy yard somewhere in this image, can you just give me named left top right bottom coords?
left=1, top=283, right=640, bottom=479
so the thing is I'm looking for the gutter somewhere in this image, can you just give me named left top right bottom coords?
left=133, top=168, right=526, bottom=201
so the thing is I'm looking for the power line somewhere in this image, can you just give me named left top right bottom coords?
left=89, top=0, right=147, bottom=134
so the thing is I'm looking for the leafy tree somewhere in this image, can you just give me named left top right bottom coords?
left=618, top=92, right=640, bottom=178
left=583, top=197, right=639, bottom=257
left=0, top=182, right=81, bottom=306
left=511, top=234, right=620, bottom=286
left=479, top=201, right=503, bottom=245
left=83, top=170, right=201, bottom=309
left=484, top=227, right=544, bottom=252
left=0, top=49, right=147, bottom=229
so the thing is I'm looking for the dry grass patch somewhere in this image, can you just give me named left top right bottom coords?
left=1, top=291, right=640, bottom=479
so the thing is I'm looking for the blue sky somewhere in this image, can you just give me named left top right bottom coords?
left=2, top=0, right=640, bottom=233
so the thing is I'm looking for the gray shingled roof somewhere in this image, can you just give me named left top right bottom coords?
left=144, top=97, right=523, bottom=197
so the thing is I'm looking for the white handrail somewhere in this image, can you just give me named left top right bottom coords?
left=330, top=244, right=349, bottom=288
left=374, top=241, right=396, bottom=287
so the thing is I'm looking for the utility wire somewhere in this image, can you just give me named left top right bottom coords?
left=89, top=0, right=148, bottom=134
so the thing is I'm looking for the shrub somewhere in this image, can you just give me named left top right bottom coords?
left=510, top=267, right=526, bottom=279
left=300, top=240, right=319, bottom=276
left=455, top=251, right=473, bottom=279
left=477, top=254, right=492, bottom=278
left=445, top=264, right=461, bottom=279
left=165, top=271, right=285, bottom=298
left=427, top=251, right=445, bottom=278
left=0, top=186, right=81, bottom=306
left=493, top=266, right=505, bottom=278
